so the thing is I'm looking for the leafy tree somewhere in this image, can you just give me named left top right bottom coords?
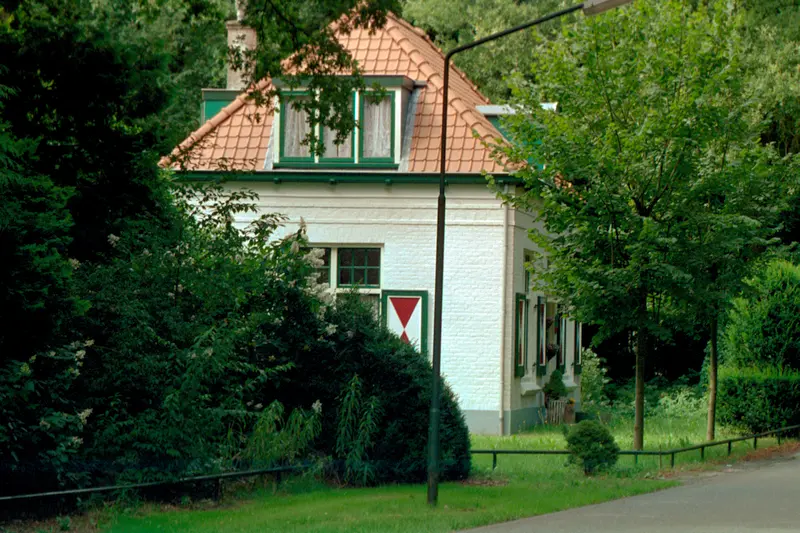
left=404, top=0, right=565, bottom=102
left=670, top=150, right=792, bottom=440
left=0, top=0, right=177, bottom=263
left=91, top=0, right=234, bottom=148
left=497, top=0, right=793, bottom=449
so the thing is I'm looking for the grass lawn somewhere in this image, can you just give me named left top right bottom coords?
left=472, top=415, right=779, bottom=473
left=17, top=414, right=782, bottom=533
left=100, top=414, right=769, bottom=533
left=106, top=476, right=668, bottom=533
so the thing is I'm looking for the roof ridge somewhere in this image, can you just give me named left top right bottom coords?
left=383, top=18, right=499, bottom=144
left=387, top=14, right=490, bottom=105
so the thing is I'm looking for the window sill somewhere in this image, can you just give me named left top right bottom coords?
left=520, top=375, right=542, bottom=397
left=334, top=287, right=381, bottom=294
left=274, top=162, right=399, bottom=170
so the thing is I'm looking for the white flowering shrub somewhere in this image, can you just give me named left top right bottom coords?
left=0, top=342, right=91, bottom=495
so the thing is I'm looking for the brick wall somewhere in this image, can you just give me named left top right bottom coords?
left=226, top=181, right=505, bottom=416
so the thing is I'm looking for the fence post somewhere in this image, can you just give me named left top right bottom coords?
left=778, top=431, right=782, bottom=446
left=492, top=452, right=497, bottom=470
left=659, top=452, right=663, bottom=470
left=700, top=446, right=705, bottom=460
left=728, top=441, right=732, bottom=456
left=670, top=452, right=675, bottom=468
left=634, top=453, right=639, bottom=466
left=754, top=436, right=758, bottom=450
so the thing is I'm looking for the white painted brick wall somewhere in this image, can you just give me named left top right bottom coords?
left=225, top=181, right=505, bottom=413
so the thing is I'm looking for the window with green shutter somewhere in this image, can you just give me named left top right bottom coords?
left=536, top=296, right=547, bottom=376
left=514, top=293, right=528, bottom=377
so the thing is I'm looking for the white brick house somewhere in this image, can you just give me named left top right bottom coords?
left=166, top=13, right=582, bottom=435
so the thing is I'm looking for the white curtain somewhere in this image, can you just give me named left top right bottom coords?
left=362, top=96, right=392, bottom=159
left=323, top=125, right=352, bottom=159
left=284, top=99, right=311, bottom=158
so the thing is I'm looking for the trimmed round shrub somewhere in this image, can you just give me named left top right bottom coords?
left=717, top=366, right=800, bottom=434
left=565, top=421, right=619, bottom=475
left=276, top=293, right=471, bottom=484
left=722, top=260, right=800, bottom=371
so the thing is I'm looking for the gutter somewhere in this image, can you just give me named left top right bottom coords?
left=498, top=184, right=510, bottom=435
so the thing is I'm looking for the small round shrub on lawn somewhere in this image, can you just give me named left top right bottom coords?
left=565, top=421, right=619, bottom=475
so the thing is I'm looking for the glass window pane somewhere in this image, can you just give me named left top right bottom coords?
left=366, top=268, right=379, bottom=286
left=353, top=269, right=366, bottom=285
left=366, top=248, right=380, bottom=267
left=323, top=125, right=352, bottom=159
left=353, top=249, right=366, bottom=266
left=339, top=268, right=351, bottom=286
left=283, top=97, right=311, bottom=158
left=362, top=95, right=392, bottom=159
left=339, top=249, right=353, bottom=267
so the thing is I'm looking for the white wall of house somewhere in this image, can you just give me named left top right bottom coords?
left=225, top=180, right=508, bottom=433
left=502, top=203, right=582, bottom=433
left=220, top=180, right=580, bottom=435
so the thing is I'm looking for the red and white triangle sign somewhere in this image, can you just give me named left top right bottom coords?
left=387, top=296, right=422, bottom=350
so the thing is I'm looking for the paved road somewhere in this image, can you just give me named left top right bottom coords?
left=465, top=455, right=800, bottom=533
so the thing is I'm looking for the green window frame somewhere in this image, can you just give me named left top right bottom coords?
left=278, top=91, right=315, bottom=163
left=573, top=322, right=582, bottom=375
left=337, top=248, right=380, bottom=288
left=319, top=92, right=357, bottom=164
left=514, top=293, right=528, bottom=377
left=359, top=91, right=396, bottom=164
left=536, top=296, right=547, bottom=376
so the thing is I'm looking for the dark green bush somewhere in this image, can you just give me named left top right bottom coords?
left=565, top=421, right=619, bottom=475
left=71, top=184, right=314, bottom=486
left=722, top=260, right=800, bottom=371
left=277, top=293, right=471, bottom=484
left=717, top=366, right=800, bottom=433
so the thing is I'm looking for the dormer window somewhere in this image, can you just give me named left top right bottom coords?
left=360, top=92, right=394, bottom=162
left=280, top=92, right=313, bottom=162
left=274, top=76, right=415, bottom=169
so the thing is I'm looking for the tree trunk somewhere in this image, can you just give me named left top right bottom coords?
left=706, top=316, right=718, bottom=442
left=634, top=326, right=647, bottom=450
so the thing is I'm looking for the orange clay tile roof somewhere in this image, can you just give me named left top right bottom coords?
left=166, top=13, right=506, bottom=174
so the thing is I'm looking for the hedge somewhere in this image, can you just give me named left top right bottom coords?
left=717, top=366, right=800, bottom=434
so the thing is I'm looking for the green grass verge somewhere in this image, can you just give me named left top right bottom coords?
left=90, top=414, right=776, bottom=533
left=106, top=476, right=671, bottom=533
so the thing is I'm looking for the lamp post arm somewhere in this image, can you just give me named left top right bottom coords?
left=429, top=0, right=634, bottom=507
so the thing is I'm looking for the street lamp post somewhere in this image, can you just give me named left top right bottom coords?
left=427, top=0, right=634, bottom=507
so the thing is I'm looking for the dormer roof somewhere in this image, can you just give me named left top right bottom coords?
left=167, top=13, right=506, bottom=175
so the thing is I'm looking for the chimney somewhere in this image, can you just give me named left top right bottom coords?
left=226, top=1, right=256, bottom=91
